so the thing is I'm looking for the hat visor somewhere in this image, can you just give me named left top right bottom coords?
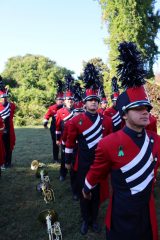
left=124, top=101, right=153, bottom=112
left=84, top=95, right=100, bottom=102
left=65, top=97, right=74, bottom=100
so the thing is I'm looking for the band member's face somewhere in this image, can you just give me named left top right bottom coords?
left=85, top=99, right=99, bottom=112
left=112, top=100, right=117, bottom=107
left=65, top=99, right=74, bottom=109
left=101, top=102, right=107, bottom=109
left=56, top=99, right=64, bottom=105
left=123, top=106, right=150, bottom=130
left=0, top=97, right=7, bottom=105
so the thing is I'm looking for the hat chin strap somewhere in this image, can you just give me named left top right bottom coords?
left=122, top=100, right=152, bottom=112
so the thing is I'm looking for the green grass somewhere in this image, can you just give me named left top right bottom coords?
left=0, top=126, right=159, bottom=240
left=0, top=127, right=108, bottom=240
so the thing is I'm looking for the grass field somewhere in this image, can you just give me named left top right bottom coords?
left=0, top=126, right=159, bottom=240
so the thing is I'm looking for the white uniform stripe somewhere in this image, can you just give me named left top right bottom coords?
left=0, top=103, right=10, bottom=114
left=112, top=115, right=121, bottom=123
left=1, top=108, right=10, bottom=116
left=83, top=115, right=100, bottom=136
left=63, top=112, right=74, bottom=122
left=113, top=118, right=122, bottom=126
left=130, top=170, right=154, bottom=195
left=1, top=113, right=10, bottom=119
left=121, top=134, right=149, bottom=173
left=112, top=111, right=120, bottom=119
left=56, top=131, right=61, bottom=134
left=86, top=126, right=102, bottom=141
left=85, top=178, right=96, bottom=189
left=88, top=134, right=102, bottom=149
left=65, top=148, right=73, bottom=154
left=126, top=153, right=153, bottom=183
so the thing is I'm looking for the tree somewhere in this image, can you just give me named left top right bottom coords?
left=2, top=54, right=72, bottom=125
left=98, top=0, right=160, bottom=78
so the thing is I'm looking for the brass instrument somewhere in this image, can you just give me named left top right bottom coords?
left=36, top=167, right=48, bottom=181
left=42, top=186, right=55, bottom=204
left=38, top=209, right=62, bottom=240
left=31, top=160, right=46, bottom=170
left=36, top=175, right=55, bottom=203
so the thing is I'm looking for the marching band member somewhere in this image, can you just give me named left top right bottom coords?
left=55, top=74, right=75, bottom=181
left=65, top=63, right=113, bottom=235
left=0, top=76, right=16, bottom=169
left=43, top=80, right=64, bottom=163
left=83, top=42, right=160, bottom=240
left=97, top=86, right=108, bottom=115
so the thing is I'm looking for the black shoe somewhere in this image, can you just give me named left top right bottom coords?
left=72, top=194, right=79, bottom=201
left=59, top=176, right=65, bottom=181
left=92, top=222, right=101, bottom=233
left=80, top=221, right=88, bottom=235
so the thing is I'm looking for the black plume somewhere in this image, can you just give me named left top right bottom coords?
left=64, top=73, right=74, bottom=91
left=111, top=77, right=119, bottom=93
left=56, top=80, right=63, bottom=93
left=0, top=75, right=6, bottom=91
left=117, top=41, right=146, bottom=89
left=99, top=85, right=106, bottom=98
left=83, top=63, right=100, bottom=90
left=73, top=82, right=83, bottom=101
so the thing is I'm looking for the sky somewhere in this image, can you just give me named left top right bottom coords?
left=0, top=0, right=160, bottom=77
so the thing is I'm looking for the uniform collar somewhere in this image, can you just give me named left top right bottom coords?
left=123, top=126, right=145, bottom=139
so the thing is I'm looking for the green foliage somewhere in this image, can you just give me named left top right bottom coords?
left=98, top=0, right=160, bottom=77
left=1, top=55, right=72, bottom=125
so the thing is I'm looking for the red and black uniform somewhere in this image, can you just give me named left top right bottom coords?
left=65, top=111, right=113, bottom=224
left=104, top=106, right=122, bottom=132
left=84, top=126, right=160, bottom=240
left=0, top=102, right=16, bottom=167
left=56, top=106, right=74, bottom=178
left=62, top=108, right=84, bottom=198
left=43, top=103, right=63, bottom=162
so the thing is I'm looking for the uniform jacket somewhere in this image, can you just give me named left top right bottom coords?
left=85, top=127, right=160, bottom=240
left=104, top=106, right=122, bottom=132
left=55, top=107, right=74, bottom=141
left=65, top=112, right=113, bottom=180
left=43, top=103, right=63, bottom=131
left=0, top=102, right=16, bottom=151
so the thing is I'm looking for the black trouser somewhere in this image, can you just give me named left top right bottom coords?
left=79, top=184, right=100, bottom=223
left=3, top=132, right=12, bottom=167
left=70, top=168, right=78, bottom=196
left=59, top=144, right=67, bottom=178
left=50, top=128, right=59, bottom=161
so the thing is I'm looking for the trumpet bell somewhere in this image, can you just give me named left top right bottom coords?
left=38, top=209, right=58, bottom=225
left=31, top=160, right=39, bottom=170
